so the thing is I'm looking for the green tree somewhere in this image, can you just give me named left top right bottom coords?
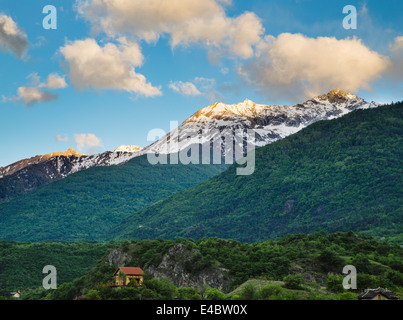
left=260, top=283, right=282, bottom=300
left=318, top=249, right=344, bottom=271
left=177, top=287, right=201, bottom=300
left=144, top=277, right=178, bottom=300
left=386, top=270, right=403, bottom=287
left=326, top=275, right=344, bottom=293
left=337, top=292, right=358, bottom=300
left=204, top=288, right=226, bottom=300
left=352, top=253, right=371, bottom=274
left=86, top=290, right=99, bottom=300
left=283, top=275, right=304, bottom=290
left=239, top=283, right=259, bottom=300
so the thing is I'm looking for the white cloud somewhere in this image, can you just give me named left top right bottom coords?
left=56, top=134, right=69, bottom=142
left=0, top=14, right=28, bottom=58
left=169, top=81, right=201, bottom=96
left=239, top=33, right=391, bottom=101
left=10, top=87, right=58, bottom=106
left=169, top=77, right=221, bottom=101
left=40, top=73, right=68, bottom=89
left=74, top=133, right=103, bottom=153
left=4, top=73, right=67, bottom=106
left=60, top=38, right=161, bottom=97
left=220, top=67, right=229, bottom=75
left=75, top=0, right=264, bottom=59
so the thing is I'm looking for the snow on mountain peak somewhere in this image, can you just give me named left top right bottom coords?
left=315, top=89, right=358, bottom=104
left=114, top=145, right=143, bottom=153
left=143, top=90, right=380, bottom=157
left=185, top=99, right=261, bottom=124
left=47, top=148, right=84, bottom=158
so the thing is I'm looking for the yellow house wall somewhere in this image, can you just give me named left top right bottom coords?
left=114, top=274, right=144, bottom=286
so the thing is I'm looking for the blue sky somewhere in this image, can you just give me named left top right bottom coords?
left=0, top=0, right=402, bottom=166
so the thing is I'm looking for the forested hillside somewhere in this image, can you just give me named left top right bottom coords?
left=0, top=154, right=226, bottom=242
left=111, top=102, right=403, bottom=243
left=14, top=232, right=403, bottom=300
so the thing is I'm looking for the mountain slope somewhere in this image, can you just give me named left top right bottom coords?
left=141, top=89, right=379, bottom=156
left=0, top=148, right=84, bottom=178
left=0, top=90, right=377, bottom=202
left=28, top=232, right=403, bottom=300
left=0, top=148, right=145, bottom=202
left=114, top=145, right=143, bottom=153
left=0, top=154, right=226, bottom=242
left=110, top=102, right=403, bottom=243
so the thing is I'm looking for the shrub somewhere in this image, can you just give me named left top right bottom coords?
left=337, top=292, right=357, bottom=300
left=260, top=284, right=282, bottom=299
left=283, top=274, right=304, bottom=290
left=326, top=275, right=344, bottom=293
left=240, top=283, right=259, bottom=300
left=204, top=288, right=226, bottom=300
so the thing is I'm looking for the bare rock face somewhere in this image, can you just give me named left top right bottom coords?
left=144, top=244, right=231, bottom=291
left=107, top=248, right=131, bottom=267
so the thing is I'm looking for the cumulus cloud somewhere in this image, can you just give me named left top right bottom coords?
left=74, top=133, right=103, bottom=153
left=169, top=77, right=221, bottom=101
left=60, top=38, right=161, bottom=97
left=56, top=134, right=69, bottom=142
left=4, top=73, right=67, bottom=106
left=40, top=73, right=68, bottom=89
left=238, top=33, right=391, bottom=101
left=169, top=81, right=201, bottom=96
left=75, top=0, right=264, bottom=59
left=9, top=87, right=58, bottom=106
left=0, top=14, right=28, bottom=58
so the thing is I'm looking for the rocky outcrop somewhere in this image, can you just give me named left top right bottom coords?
left=107, top=248, right=131, bottom=267
left=144, top=244, right=231, bottom=291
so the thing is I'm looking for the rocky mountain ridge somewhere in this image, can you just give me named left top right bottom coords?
left=0, top=89, right=380, bottom=201
left=141, top=89, right=379, bottom=156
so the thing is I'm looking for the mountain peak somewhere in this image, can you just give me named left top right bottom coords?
left=316, top=89, right=358, bottom=103
left=114, top=145, right=143, bottom=153
left=242, top=98, right=255, bottom=104
left=64, top=148, right=82, bottom=156
left=46, top=148, right=85, bottom=158
left=185, top=99, right=260, bottom=124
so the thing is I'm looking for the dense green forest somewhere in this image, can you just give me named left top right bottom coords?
left=110, top=102, right=403, bottom=243
left=0, top=241, right=114, bottom=293
left=8, top=232, right=402, bottom=300
left=0, top=154, right=226, bottom=242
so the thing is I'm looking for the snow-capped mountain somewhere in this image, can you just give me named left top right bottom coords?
left=114, top=145, right=143, bottom=153
left=0, top=148, right=142, bottom=201
left=141, top=89, right=379, bottom=157
left=0, top=145, right=144, bottom=180
left=0, top=148, right=84, bottom=179
left=0, top=89, right=379, bottom=201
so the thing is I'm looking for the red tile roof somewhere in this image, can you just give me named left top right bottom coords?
left=116, top=267, right=144, bottom=275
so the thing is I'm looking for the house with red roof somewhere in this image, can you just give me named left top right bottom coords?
left=113, top=267, right=144, bottom=286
